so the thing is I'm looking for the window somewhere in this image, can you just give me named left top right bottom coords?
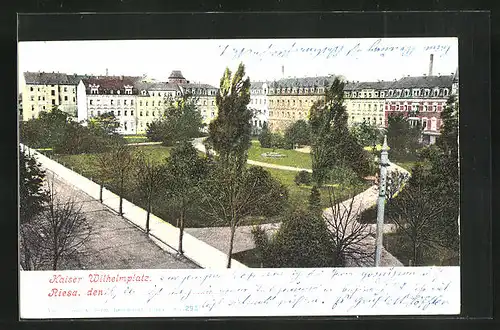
left=64, top=87, right=67, bottom=92
left=124, top=100, right=127, bottom=105
left=140, top=111, right=143, bottom=116
left=153, top=111, right=155, bottom=117
left=118, top=111, right=122, bottom=116
left=64, top=96, right=68, bottom=101
left=117, top=90, right=120, bottom=95
left=443, top=89, right=449, bottom=96
left=431, top=117, right=437, bottom=130
left=111, top=100, right=114, bottom=105
left=212, top=100, right=215, bottom=105
left=158, top=101, right=161, bottom=106
left=31, top=105, right=34, bottom=111
left=72, top=97, right=75, bottom=102
left=90, top=111, right=94, bottom=116
left=38, top=96, right=41, bottom=101
left=97, top=111, right=101, bottom=116
left=90, top=100, right=93, bottom=105
left=124, top=110, right=127, bottom=116
left=131, top=110, right=134, bottom=116
left=146, top=111, right=149, bottom=116
left=30, top=87, right=34, bottom=92
left=51, top=90, right=55, bottom=96
left=140, top=101, right=143, bottom=106
left=433, top=105, right=437, bottom=111
left=433, top=89, right=439, bottom=97
left=146, top=102, right=148, bottom=106
left=30, top=96, right=34, bottom=101
left=52, top=100, right=55, bottom=105
left=131, top=100, right=134, bottom=105
left=112, top=111, right=115, bottom=116
left=43, top=106, right=46, bottom=110
left=152, top=101, right=155, bottom=107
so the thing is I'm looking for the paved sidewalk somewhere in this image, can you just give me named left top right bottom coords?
left=42, top=173, right=198, bottom=270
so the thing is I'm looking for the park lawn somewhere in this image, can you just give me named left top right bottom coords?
left=124, top=135, right=148, bottom=144
left=53, top=145, right=174, bottom=180
left=394, top=161, right=417, bottom=172
left=247, top=140, right=312, bottom=169
left=262, top=167, right=370, bottom=211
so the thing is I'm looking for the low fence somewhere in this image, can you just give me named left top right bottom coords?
left=20, top=143, right=247, bottom=269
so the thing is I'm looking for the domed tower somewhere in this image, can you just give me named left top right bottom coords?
left=168, top=70, right=188, bottom=84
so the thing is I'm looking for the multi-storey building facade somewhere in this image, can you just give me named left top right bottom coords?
left=76, top=70, right=218, bottom=135
left=344, top=81, right=392, bottom=128
left=21, top=72, right=86, bottom=121
left=267, top=76, right=337, bottom=132
left=249, top=81, right=269, bottom=133
left=77, top=75, right=142, bottom=134
left=384, top=75, right=455, bottom=145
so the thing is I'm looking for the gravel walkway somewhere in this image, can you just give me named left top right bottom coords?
left=42, top=172, right=198, bottom=270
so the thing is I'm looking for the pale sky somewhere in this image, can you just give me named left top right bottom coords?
left=18, top=37, right=458, bottom=91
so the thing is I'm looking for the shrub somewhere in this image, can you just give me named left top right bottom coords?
left=294, top=170, right=312, bottom=186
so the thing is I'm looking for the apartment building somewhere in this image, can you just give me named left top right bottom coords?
left=344, top=81, right=392, bottom=128
left=21, top=72, right=87, bottom=121
left=76, top=70, right=218, bottom=134
left=384, top=74, right=455, bottom=145
left=267, top=75, right=337, bottom=132
left=249, top=81, right=269, bottom=133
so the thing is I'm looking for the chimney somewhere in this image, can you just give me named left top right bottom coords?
left=106, top=68, right=109, bottom=76
left=428, top=53, right=434, bottom=76
left=281, top=65, right=284, bottom=78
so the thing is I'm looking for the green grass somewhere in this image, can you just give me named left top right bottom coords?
left=263, top=167, right=370, bottom=210
left=247, top=141, right=312, bottom=169
left=394, top=161, right=417, bottom=172
left=53, top=145, right=174, bottom=180
left=124, top=135, right=148, bottom=144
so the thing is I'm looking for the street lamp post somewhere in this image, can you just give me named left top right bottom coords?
left=374, top=135, right=390, bottom=267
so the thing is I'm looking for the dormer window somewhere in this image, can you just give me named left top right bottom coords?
left=433, top=89, right=439, bottom=97
left=89, top=84, right=99, bottom=95
left=141, top=90, right=147, bottom=96
left=443, top=88, right=449, bottom=96
left=404, top=89, right=410, bottom=97
left=117, top=90, right=120, bottom=95
left=124, top=85, right=133, bottom=95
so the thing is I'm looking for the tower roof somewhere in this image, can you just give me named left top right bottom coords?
left=168, top=70, right=185, bottom=80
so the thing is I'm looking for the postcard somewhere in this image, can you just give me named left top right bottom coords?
left=18, top=37, right=460, bottom=318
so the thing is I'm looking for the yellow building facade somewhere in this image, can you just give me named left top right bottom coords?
left=343, top=81, right=392, bottom=128
left=21, top=72, right=85, bottom=121
left=267, top=76, right=336, bottom=132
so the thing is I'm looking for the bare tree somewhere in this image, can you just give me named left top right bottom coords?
left=198, top=166, right=287, bottom=268
left=95, top=151, right=113, bottom=203
left=20, top=180, right=91, bottom=270
left=109, top=144, right=134, bottom=216
left=323, top=186, right=373, bottom=267
left=385, top=167, right=448, bottom=266
left=134, top=151, right=166, bottom=234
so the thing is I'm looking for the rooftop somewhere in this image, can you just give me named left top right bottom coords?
left=24, top=71, right=91, bottom=85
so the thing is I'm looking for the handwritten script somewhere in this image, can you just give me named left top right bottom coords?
left=218, top=39, right=453, bottom=61
left=20, top=267, right=459, bottom=318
